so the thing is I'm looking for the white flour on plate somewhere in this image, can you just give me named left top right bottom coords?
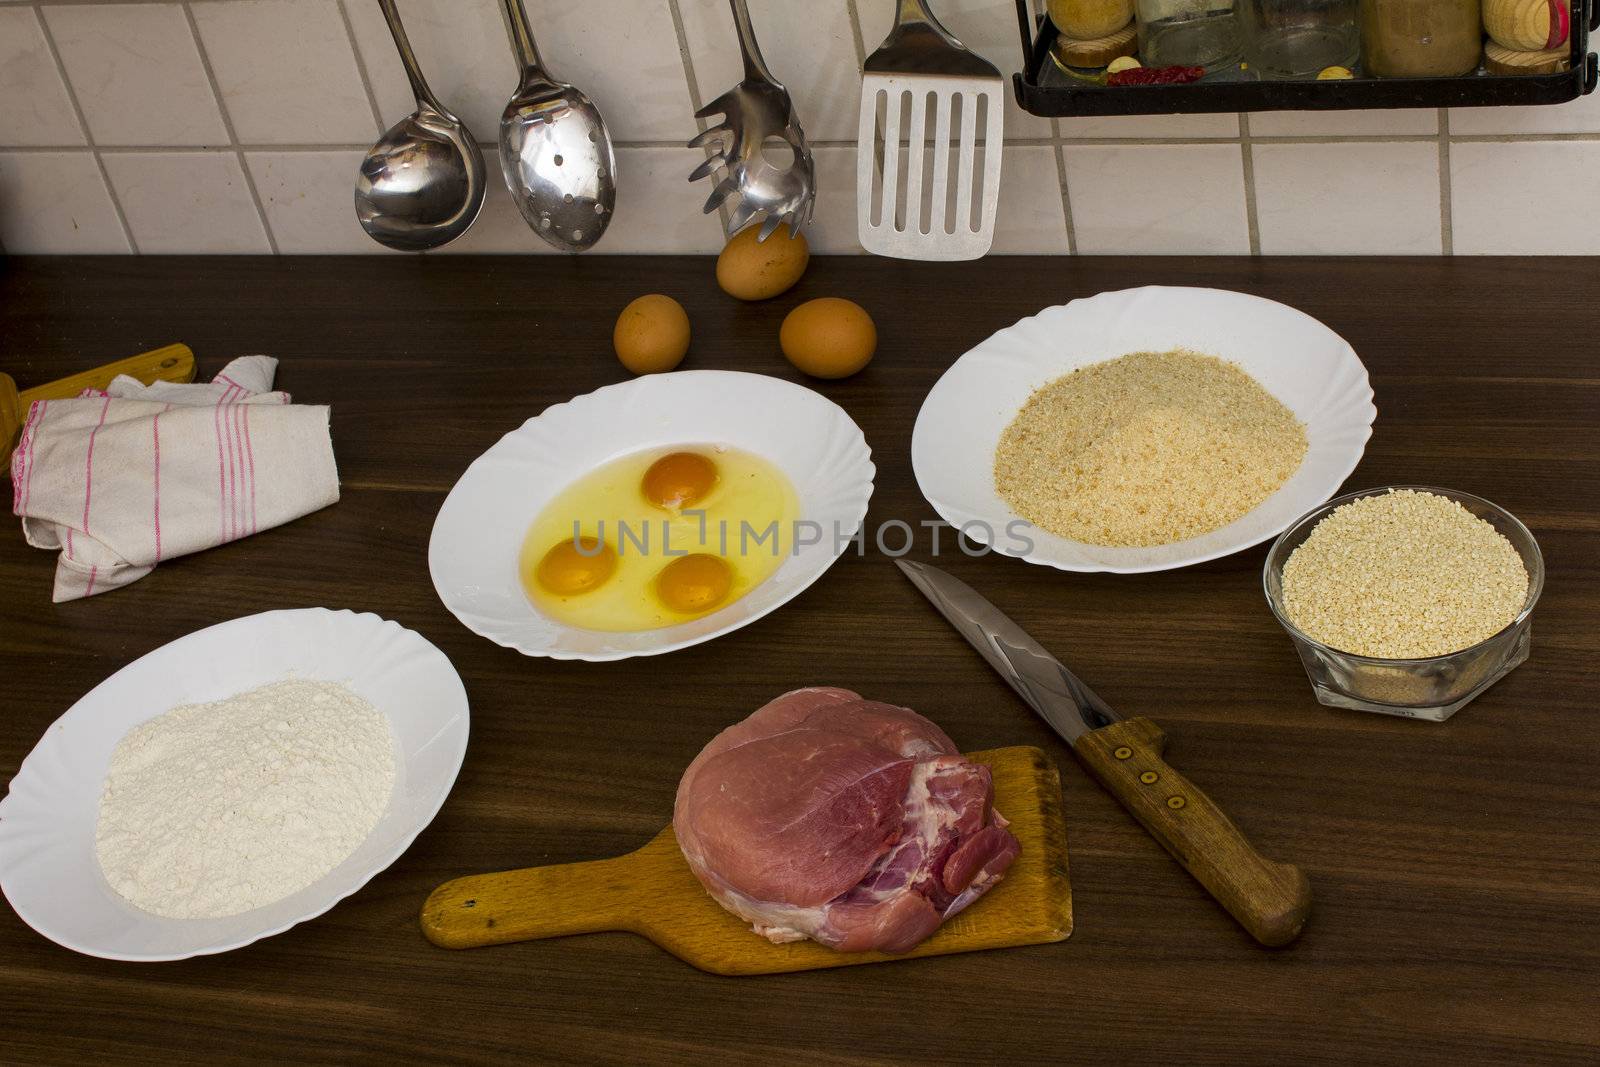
left=95, top=680, right=395, bottom=919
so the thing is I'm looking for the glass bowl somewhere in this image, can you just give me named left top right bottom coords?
left=1263, top=486, right=1544, bottom=722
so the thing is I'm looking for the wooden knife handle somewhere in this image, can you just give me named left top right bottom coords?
left=420, top=851, right=648, bottom=949
left=1076, top=717, right=1311, bottom=947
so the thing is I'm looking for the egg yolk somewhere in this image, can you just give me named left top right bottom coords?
left=655, top=553, right=733, bottom=614
left=536, top=537, right=617, bottom=596
left=642, top=452, right=718, bottom=510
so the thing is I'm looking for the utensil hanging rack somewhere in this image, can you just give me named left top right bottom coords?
left=1010, top=0, right=1596, bottom=116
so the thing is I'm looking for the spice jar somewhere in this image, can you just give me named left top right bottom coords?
left=1048, top=0, right=1136, bottom=39
left=1360, top=0, right=1483, bottom=77
left=1240, top=0, right=1360, bottom=78
left=1135, top=0, right=1244, bottom=69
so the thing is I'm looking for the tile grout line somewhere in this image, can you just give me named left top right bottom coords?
left=1023, top=0, right=1077, bottom=254
left=339, top=0, right=390, bottom=135
left=848, top=0, right=875, bottom=253
left=667, top=0, right=732, bottom=236
left=11, top=132, right=1600, bottom=153
left=1051, top=128, right=1077, bottom=254
left=845, top=0, right=868, bottom=67
left=33, top=2, right=139, bottom=253
left=336, top=0, right=396, bottom=253
left=1438, top=107, right=1454, bottom=254
left=182, top=1, right=279, bottom=254
left=1239, top=111, right=1261, bottom=256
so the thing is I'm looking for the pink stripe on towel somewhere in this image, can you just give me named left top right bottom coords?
left=82, top=396, right=111, bottom=534
left=214, top=384, right=231, bottom=541
left=243, top=403, right=257, bottom=535
left=152, top=411, right=163, bottom=562
left=231, top=397, right=247, bottom=538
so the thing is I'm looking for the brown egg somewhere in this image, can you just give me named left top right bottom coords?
left=716, top=223, right=809, bottom=301
left=614, top=294, right=690, bottom=375
left=779, top=298, right=877, bottom=380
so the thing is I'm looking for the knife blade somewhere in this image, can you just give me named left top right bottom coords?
left=896, top=558, right=1311, bottom=947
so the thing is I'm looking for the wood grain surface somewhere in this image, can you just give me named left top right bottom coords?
left=0, top=255, right=1596, bottom=1065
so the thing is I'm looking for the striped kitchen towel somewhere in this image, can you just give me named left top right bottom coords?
left=10, top=355, right=339, bottom=601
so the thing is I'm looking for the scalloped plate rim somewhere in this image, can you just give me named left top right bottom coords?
left=428, top=370, right=876, bottom=661
left=911, top=286, right=1376, bottom=574
left=0, top=608, right=470, bottom=961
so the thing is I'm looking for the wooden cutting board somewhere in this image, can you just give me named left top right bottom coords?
left=2, top=344, right=196, bottom=471
left=421, top=746, right=1072, bottom=975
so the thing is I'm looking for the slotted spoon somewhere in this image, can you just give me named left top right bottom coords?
left=857, top=0, right=1004, bottom=260
left=497, top=0, right=616, bottom=252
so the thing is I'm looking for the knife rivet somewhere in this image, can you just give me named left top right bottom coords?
left=1113, top=747, right=1133, bottom=760
left=1167, top=796, right=1186, bottom=810
left=1140, top=771, right=1158, bottom=784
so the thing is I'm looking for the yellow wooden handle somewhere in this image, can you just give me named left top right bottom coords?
left=1076, top=717, right=1311, bottom=947
left=16, top=342, right=196, bottom=405
left=3, top=344, right=197, bottom=475
left=0, top=374, right=19, bottom=464
left=421, top=849, right=652, bottom=949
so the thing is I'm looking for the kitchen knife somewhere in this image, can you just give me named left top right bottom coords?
left=896, top=558, right=1311, bottom=947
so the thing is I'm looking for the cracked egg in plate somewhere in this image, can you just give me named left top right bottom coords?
left=520, top=445, right=800, bottom=632
left=429, top=371, right=874, bottom=661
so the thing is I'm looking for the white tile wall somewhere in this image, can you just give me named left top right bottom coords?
left=537, top=0, right=698, bottom=143
left=1064, top=143, right=1251, bottom=254
left=1252, top=141, right=1441, bottom=254
left=1451, top=140, right=1600, bottom=253
left=44, top=4, right=229, bottom=147
left=105, top=150, right=271, bottom=252
left=1, top=0, right=1598, bottom=255
left=345, top=0, right=517, bottom=140
left=682, top=0, right=863, bottom=141
left=190, top=0, right=378, bottom=145
left=0, top=8, right=85, bottom=147
left=0, top=152, right=130, bottom=252
left=246, top=148, right=389, bottom=253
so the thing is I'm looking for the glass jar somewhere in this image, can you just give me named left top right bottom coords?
left=1136, top=0, right=1243, bottom=69
left=1359, top=0, right=1483, bottom=77
left=1048, top=0, right=1136, bottom=39
left=1240, top=0, right=1359, bottom=78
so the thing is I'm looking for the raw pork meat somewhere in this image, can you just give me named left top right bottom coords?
left=673, top=687, right=1021, bottom=953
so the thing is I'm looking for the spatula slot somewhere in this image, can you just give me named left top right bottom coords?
left=858, top=79, right=1002, bottom=259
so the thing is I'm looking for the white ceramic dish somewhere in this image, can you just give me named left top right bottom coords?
left=912, top=286, right=1376, bottom=573
left=0, top=609, right=469, bottom=961
left=429, top=370, right=875, bottom=661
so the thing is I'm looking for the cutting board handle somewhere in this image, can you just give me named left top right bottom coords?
left=16, top=343, right=195, bottom=404
left=1076, top=716, right=1311, bottom=947
left=421, top=847, right=652, bottom=949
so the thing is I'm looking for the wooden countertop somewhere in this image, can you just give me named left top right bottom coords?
left=1, top=256, right=1596, bottom=1065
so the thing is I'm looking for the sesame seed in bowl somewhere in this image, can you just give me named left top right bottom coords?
left=1263, top=487, right=1543, bottom=722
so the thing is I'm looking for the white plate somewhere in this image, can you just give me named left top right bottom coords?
left=0, top=609, right=469, bottom=961
left=429, top=370, right=875, bottom=661
left=912, top=286, right=1376, bottom=573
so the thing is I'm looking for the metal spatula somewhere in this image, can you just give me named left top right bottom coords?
left=857, top=0, right=1004, bottom=261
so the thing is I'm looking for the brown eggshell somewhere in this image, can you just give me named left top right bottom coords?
left=716, top=224, right=809, bottom=301
left=779, top=298, right=877, bottom=380
left=614, top=294, right=690, bottom=375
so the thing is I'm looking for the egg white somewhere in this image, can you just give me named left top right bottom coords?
left=519, top=445, right=799, bottom=632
